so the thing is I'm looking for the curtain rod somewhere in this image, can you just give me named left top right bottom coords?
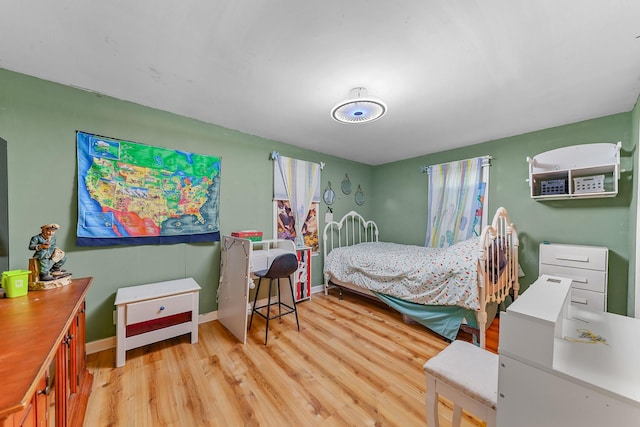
left=420, top=155, right=492, bottom=174
left=270, top=151, right=325, bottom=170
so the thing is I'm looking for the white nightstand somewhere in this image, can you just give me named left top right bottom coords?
left=115, top=278, right=200, bottom=367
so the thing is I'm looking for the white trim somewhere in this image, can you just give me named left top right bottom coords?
left=636, top=204, right=640, bottom=317
left=636, top=133, right=640, bottom=317
left=310, top=284, right=324, bottom=295
left=86, top=336, right=116, bottom=355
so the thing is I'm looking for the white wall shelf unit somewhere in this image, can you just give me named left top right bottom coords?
left=526, top=142, right=621, bottom=200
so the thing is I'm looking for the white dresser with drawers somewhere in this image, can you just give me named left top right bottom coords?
left=538, top=243, right=608, bottom=312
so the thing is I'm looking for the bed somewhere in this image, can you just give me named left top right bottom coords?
left=322, top=207, right=520, bottom=349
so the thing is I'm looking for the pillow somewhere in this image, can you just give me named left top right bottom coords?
left=487, top=237, right=507, bottom=283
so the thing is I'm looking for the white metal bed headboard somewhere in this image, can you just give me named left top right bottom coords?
left=322, top=211, right=379, bottom=261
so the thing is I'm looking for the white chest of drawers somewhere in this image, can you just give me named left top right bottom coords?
left=538, top=243, right=608, bottom=311
left=115, top=278, right=200, bottom=367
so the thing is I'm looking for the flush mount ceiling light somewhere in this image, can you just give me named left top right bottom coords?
left=331, top=87, right=387, bottom=124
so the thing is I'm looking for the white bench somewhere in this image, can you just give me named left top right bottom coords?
left=423, top=340, right=498, bottom=427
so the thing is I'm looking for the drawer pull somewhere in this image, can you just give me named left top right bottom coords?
left=571, top=296, right=588, bottom=305
left=159, top=305, right=166, bottom=311
left=38, top=384, right=52, bottom=396
left=555, top=254, right=589, bottom=263
left=565, top=275, right=588, bottom=284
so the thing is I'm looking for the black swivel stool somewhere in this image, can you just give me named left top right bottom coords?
left=248, top=252, right=300, bottom=344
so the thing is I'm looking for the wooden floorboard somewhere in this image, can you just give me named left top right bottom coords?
left=85, top=288, right=498, bottom=426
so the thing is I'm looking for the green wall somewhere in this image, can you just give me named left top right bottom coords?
left=0, top=69, right=372, bottom=342
left=1, top=67, right=637, bottom=343
left=372, top=114, right=634, bottom=315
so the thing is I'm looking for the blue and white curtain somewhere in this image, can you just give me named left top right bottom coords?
left=274, top=156, right=321, bottom=247
left=425, top=157, right=487, bottom=248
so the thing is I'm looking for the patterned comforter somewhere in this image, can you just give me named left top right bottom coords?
left=324, top=239, right=481, bottom=310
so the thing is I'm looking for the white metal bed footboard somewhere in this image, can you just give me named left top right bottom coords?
left=477, top=207, right=520, bottom=348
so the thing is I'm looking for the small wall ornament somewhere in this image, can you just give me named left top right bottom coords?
left=341, top=173, right=352, bottom=194
left=323, top=182, right=336, bottom=205
left=355, top=185, right=365, bottom=206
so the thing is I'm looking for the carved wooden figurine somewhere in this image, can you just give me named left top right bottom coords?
left=28, top=223, right=72, bottom=290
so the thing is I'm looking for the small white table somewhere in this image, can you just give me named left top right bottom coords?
left=115, top=278, right=200, bottom=367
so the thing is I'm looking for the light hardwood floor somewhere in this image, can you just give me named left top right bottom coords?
left=85, top=289, right=497, bottom=426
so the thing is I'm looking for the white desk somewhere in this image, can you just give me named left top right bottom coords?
left=217, top=237, right=296, bottom=343
left=497, top=275, right=640, bottom=426
left=248, top=239, right=296, bottom=273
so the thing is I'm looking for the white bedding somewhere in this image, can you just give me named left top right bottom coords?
left=323, top=239, right=481, bottom=310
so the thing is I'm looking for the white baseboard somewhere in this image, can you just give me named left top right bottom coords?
left=86, top=336, right=117, bottom=355
left=87, top=285, right=324, bottom=355
left=310, top=284, right=324, bottom=295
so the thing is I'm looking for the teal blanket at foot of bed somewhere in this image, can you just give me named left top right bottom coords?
left=373, top=292, right=478, bottom=342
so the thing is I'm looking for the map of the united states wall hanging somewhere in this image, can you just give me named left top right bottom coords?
left=76, top=131, right=221, bottom=246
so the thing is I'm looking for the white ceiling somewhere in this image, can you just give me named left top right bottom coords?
left=1, top=1, right=639, bottom=165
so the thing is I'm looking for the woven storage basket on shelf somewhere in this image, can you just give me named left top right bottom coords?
left=540, top=179, right=566, bottom=195
left=573, top=175, right=604, bottom=194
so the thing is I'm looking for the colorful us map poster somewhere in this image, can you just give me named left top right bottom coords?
left=76, top=131, right=221, bottom=246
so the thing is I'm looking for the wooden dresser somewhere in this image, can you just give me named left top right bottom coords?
left=0, top=277, right=93, bottom=427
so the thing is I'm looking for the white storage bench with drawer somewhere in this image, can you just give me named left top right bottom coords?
left=538, top=243, right=608, bottom=312
left=115, top=278, right=201, bottom=367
